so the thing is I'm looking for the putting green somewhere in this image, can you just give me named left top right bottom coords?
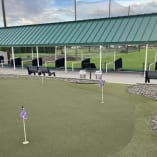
left=0, top=77, right=156, bottom=157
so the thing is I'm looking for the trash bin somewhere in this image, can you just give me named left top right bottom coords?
left=79, top=70, right=86, bottom=78
left=95, top=70, right=102, bottom=79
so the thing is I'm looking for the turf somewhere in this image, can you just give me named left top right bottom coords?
left=0, top=77, right=157, bottom=157
left=15, top=48, right=157, bottom=71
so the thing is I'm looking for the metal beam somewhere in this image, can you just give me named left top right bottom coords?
left=99, top=45, right=102, bottom=71
left=31, top=47, right=34, bottom=60
left=113, top=46, right=117, bottom=71
left=36, top=46, right=39, bottom=67
left=55, top=46, right=57, bottom=60
left=64, top=46, right=67, bottom=73
left=144, top=44, right=148, bottom=77
left=11, top=47, right=15, bottom=70
left=155, top=47, right=157, bottom=62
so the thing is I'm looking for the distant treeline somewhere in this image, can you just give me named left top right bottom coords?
left=0, top=47, right=56, bottom=53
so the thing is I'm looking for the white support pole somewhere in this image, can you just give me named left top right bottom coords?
left=31, top=47, right=34, bottom=60
left=99, top=45, right=102, bottom=71
left=106, top=63, right=108, bottom=73
left=64, top=46, right=67, bottom=73
left=81, top=52, right=84, bottom=60
left=36, top=46, right=39, bottom=67
left=155, top=47, right=157, bottom=63
left=144, top=44, right=148, bottom=77
left=113, top=47, right=116, bottom=71
left=11, top=47, right=15, bottom=70
left=22, top=60, right=24, bottom=69
left=72, top=62, right=74, bottom=71
left=55, top=46, right=57, bottom=60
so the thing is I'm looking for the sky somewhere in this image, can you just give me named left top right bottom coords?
left=0, top=0, right=157, bottom=27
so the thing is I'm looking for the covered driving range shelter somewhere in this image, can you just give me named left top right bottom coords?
left=0, top=12, right=157, bottom=73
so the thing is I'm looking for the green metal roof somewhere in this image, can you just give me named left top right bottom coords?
left=0, top=13, right=157, bottom=47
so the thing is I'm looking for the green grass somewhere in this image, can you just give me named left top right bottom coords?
left=0, top=77, right=157, bottom=157
left=90, top=48, right=156, bottom=71
left=14, top=48, right=157, bottom=71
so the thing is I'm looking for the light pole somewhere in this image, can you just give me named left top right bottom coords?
left=74, top=0, right=77, bottom=21
left=1, top=0, right=7, bottom=27
left=109, top=0, right=111, bottom=17
left=128, top=5, right=131, bottom=16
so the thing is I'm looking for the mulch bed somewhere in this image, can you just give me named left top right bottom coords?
left=128, top=84, right=157, bottom=100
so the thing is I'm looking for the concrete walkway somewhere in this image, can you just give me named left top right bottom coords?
left=0, top=68, right=157, bottom=84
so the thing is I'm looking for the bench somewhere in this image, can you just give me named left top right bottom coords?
left=38, top=67, right=55, bottom=76
left=27, top=66, right=55, bottom=77
left=27, top=66, right=38, bottom=75
left=145, top=70, right=157, bottom=83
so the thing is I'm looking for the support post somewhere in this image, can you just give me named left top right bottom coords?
left=11, top=47, right=15, bottom=70
left=31, top=47, right=34, bottom=60
left=155, top=47, right=157, bottom=63
left=55, top=46, right=57, bottom=60
left=113, top=47, right=116, bottom=71
left=36, top=46, right=39, bottom=67
left=81, top=52, right=84, bottom=60
left=64, top=46, right=67, bottom=73
left=144, top=44, right=148, bottom=77
left=99, top=45, right=102, bottom=71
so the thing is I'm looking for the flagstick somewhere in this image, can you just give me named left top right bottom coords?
left=101, top=86, right=104, bottom=104
left=22, top=118, right=29, bottom=144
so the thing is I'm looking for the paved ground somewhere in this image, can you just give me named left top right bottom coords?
left=0, top=67, right=157, bottom=84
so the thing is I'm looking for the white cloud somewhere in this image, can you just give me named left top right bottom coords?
left=130, top=1, right=157, bottom=14
left=76, top=0, right=157, bottom=19
left=0, top=0, right=157, bottom=27
left=76, top=1, right=129, bottom=19
left=116, top=0, right=156, bottom=6
left=0, top=0, right=54, bottom=26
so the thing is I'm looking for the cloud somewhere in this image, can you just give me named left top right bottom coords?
left=5, top=0, right=52, bottom=16
left=76, top=0, right=129, bottom=19
left=0, top=0, right=157, bottom=27
left=0, top=0, right=53, bottom=26
left=77, top=0, right=157, bottom=19
left=116, top=0, right=156, bottom=6
left=130, top=1, right=157, bottom=14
